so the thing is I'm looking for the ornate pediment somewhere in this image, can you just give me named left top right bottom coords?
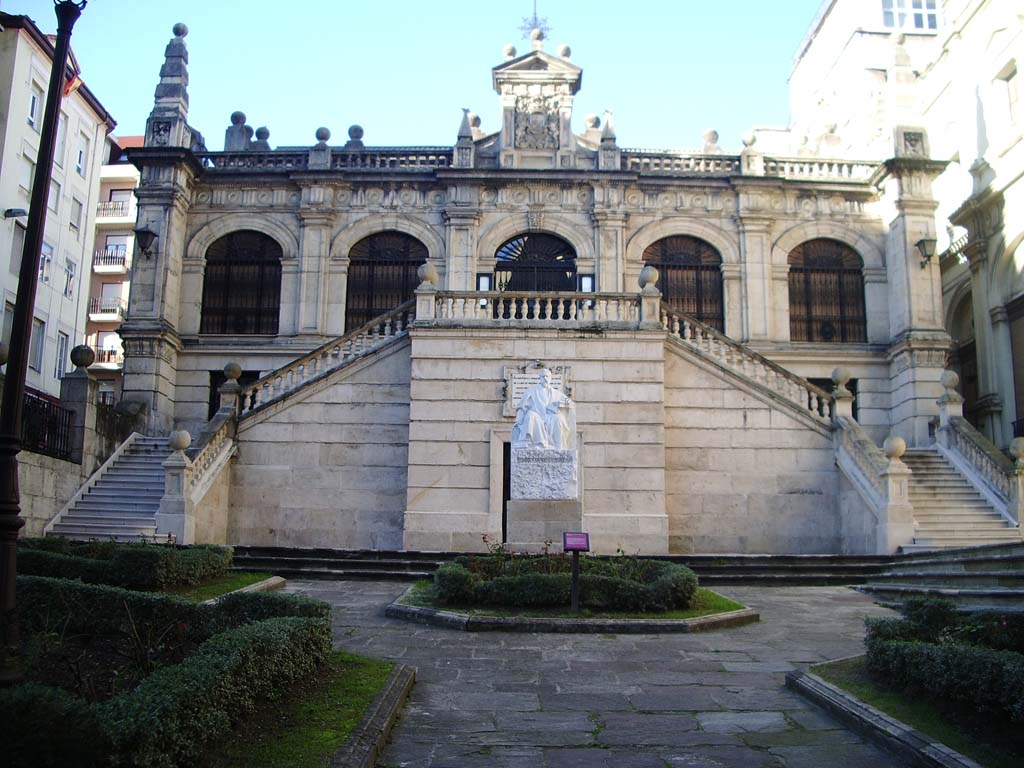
left=493, top=50, right=582, bottom=94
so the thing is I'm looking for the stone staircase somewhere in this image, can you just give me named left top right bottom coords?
left=232, top=547, right=447, bottom=580
left=858, top=542, right=1024, bottom=611
left=48, top=435, right=171, bottom=541
left=900, top=448, right=1022, bottom=551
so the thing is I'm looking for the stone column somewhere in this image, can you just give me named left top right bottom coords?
left=296, top=208, right=332, bottom=335
left=962, top=240, right=1004, bottom=442
left=736, top=213, right=773, bottom=342
left=156, top=429, right=193, bottom=543
left=325, top=258, right=348, bottom=337
left=444, top=209, right=480, bottom=291
left=990, top=305, right=1015, bottom=445
left=593, top=210, right=626, bottom=293
left=722, top=264, right=744, bottom=339
left=59, top=347, right=98, bottom=469
left=878, top=435, right=915, bottom=554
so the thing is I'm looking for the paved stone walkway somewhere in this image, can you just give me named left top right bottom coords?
left=286, top=581, right=907, bottom=767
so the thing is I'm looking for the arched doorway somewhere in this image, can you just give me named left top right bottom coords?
left=200, top=230, right=282, bottom=335
left=494, top=233, right=577, bottom=293
left=787, top=239, right=867, bottom=343
left=345, top=231, right=427, bottom=331
left=642, top=235, right=724, bottom=331
left=950, top=291, right=979, bottom=428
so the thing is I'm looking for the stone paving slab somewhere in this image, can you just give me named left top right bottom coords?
left=287, top=581, right=910, bottom=767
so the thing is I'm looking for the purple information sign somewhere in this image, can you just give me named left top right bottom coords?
left=563, top=532, right=590, bottom=552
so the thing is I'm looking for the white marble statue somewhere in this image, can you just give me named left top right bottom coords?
left=511, top=368, right=576, bottom=450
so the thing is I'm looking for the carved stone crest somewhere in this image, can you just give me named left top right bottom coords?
left=150, top=120, right=172, bottom=146
left=515, top=95, right=558, bottom=150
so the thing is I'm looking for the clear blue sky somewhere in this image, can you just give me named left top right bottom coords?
left=13, top=0, right=826, bottom=151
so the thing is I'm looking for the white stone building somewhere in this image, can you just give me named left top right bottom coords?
left=0, top=11, right=114, bottom=398
left=44, top=7, right=1024, bottom=556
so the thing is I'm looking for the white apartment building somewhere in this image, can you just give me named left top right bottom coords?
left=0, top=11, right=114, bottom=398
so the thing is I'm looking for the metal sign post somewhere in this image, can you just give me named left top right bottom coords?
left=562, top=531, right=590, bottom=612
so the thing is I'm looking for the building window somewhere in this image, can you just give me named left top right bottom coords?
left=54, top=113, right=67, bottom=167
left=882, top=0, right=938, bottom=31
left=788, top=239, right=867, bottom=343
left=10, top=223, right=25, bottom=275
left=200, top=230, right=282, bottom=335
left=19, top=156, right=35, bottom=192
left=47, top=180, right=60, bottom=213
left=345, top=231, right=427, bottom=332
left=76, top=132, right=90, bottom=177
left=494, top=233, right=577, bottom=293
left=55, top=331, right=69, bottom=379
left=642, top=235, right=724, bottom=331
left=70, top=197, right=83, bottom=237
left=2, top=303, right=14, bottom=348
left=999, top=64, right=1019, bottom=126
left=29, top=318, right=45, bottom=372
left=63, top=259, right=76, bottom=299
left=27, top=83, right=43, bottom=130
left=38, top=243, right=53, bottom=284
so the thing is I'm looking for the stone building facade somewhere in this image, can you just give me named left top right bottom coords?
left=99, top=11, right=1023, bottom=555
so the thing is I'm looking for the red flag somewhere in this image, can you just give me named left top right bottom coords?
left=63, top=73, right=82, bottom=97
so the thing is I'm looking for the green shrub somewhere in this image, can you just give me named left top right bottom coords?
left=476, top=573, right=571, bottom=607
left=867, top=637, right=1024, bottom=725
left=206, top=589, right=331, bottom=634
left=865, top=616, right=919, bottom=644
left=949, top=611, right=1024, bottom=654
left=897, top=597, right=960, bottom=642
left=434, top=563, right=477, bottom=604
left=0, top=683, right=109, bottom=768
left=18, top=549, right=108, bottom=583
left=101, top=616, right=331, bottom=768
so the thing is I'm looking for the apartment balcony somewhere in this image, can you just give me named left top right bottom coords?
left=88, top=297, right=127, bottom=322
left=93, top=248, right=129, bottom=274
left=95, top=199, right=135, bottom=223
left=89, top=346, right=123, bottom=369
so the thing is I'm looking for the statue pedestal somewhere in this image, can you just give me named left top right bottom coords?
left=510, top=447, right=578, bottom=499
left=506, top=499, right=582, bottom=553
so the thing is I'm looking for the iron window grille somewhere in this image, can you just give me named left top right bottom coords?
left=642, top=235, right=724, bottom=331
left=345, top=231, right=427, bottom=332
left=788, top=239, right=867, bottom=343
left=200, top=231, right=283, bottom=335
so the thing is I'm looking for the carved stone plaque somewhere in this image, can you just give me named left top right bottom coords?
left=515, top=95, right=559, bottom=150
left=510, top=448, right=578, bottom=499
left=502, top=361, right=572, bottom=417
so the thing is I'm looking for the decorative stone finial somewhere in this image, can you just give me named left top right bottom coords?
left=469, top=113, right=481, bottom=129
left=315, top=127, right=331, bottom=144
left=172, top=22, right=188, bottom=38
left=503, top=44, right=517, bottom=60
left=255, top=126, right=269, bottom=141
left=638, top=265, right=660, bottom=293
left=230, top=111, right=246, bottom=126
left=1010, top=438, right=1024, bottom=463
left=557, top=44, right=571, bottom=59
left=940, top=369, right=960, bottom=392
left=741, top=131, right=756, bottom=148
left=169, top=430, right=191, bottom=452
left=831, top=367, right=852, bottom=397
left=70, top=345, right=95, bottom=369
left=223, top=362, right=242, bottom=381
left=349, top=125, right=364, bottom=141
left=531, top=28, right=544, bottom=50
left=883, top=435, right=906, bottom=461
left=417, top=262, right=439, bottom=288
left=458, top=108, right=473, bottom=140
left=584, top=114, right=600, bottom=130
left=600, top=111, right=616, bottom=144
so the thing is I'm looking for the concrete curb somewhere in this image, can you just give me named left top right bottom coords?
left=200, top=575, right=286, bottom=605
left=785, top=667, right=983, bottom=768
left=385, top=587, right=759, bottom=633
left=331, top=663, right=416, bottom=768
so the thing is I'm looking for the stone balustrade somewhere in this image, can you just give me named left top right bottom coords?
left=195, top=151, right=309, bottom=171
left=762, top=157, right=877, bottom=181
left=621, top=150, right=740, bottom=174
left=430, top=291, right=642, bottom=326
left=661, top=309, right=831, bottom=423
left=331, top=147, right=452, bottom=170
left=184, top=417, right=234, bottom=497
left=238, top=300, right=416, bottom=414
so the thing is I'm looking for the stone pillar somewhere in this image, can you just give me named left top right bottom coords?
left=878, top=435, right=915, bottom=554
left=156, top=429, right=193, bottom=543
left=296, top=207, right=332, bottom=335
left=444, top=209, right=480, bottom=291
left=735, top=203, right=775, bottom=342
left=990, top=305, right=1015, bottom=446
left=593, top=210, right=626, bottom=293
left=769, top=264, right=790, bottom=341
left=325, top=258, right=348, bottom=336
left=830, top=367, right=855, bottom=422
left=722, top=264, right=744, bottom=339
left=218, top=362, right=242, bottom=414
left=638, top=266, right=661, bottom=329
left=414, top=263, right=438, bottom=323
left=962, top=239, right=1004, bottom=443
left=59, top=346, right=98, bottom=468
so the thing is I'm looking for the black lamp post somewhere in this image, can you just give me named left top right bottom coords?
left=0, top=1, right=87, bottom=686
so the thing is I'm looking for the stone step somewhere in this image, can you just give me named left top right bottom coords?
left=868, top=571, right=1024, bottom=589
left=51, top=523, right=158, bottom=537
left=61, top=513, right=158, bottom=526
left=886, top=552, right=1024, bottom=573
left=857, top=584, right=1024, bottom=611
left=899, top=541, right=1024, bottom=559
left=233, top=565, right=436, bottom=582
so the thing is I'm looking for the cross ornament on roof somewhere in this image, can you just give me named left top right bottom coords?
left=518, top=0, right=551, bottom=39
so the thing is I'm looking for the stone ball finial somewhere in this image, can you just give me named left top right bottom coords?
left=169, top=430, right=191, bottom=452
left=315, top=127, right=331, bottom=143
left=638, top=265, right=660, bottom=291
left=0, top=342, right=8, bottom=366
left=831, top=367, right=852, bottom=388
left=223, top=362, right=242, bottom=381
left=468, top=113, right=481, bottom=128
left=530, top=28, right=544, bottom=41
left=172, top=22, right=188, bottom=38
left=503, top=44, right=517, bottom=60
left=417, top=262, right=439, bottom=287
left=1010, top=438, right=1024, bottom=462
left=584, top=113, right=600, bottom=129
left=230, top=111, right=246, bottom=126
left=940, top=369, right=960, bottom=392
left=70, top=345, right=95, bottom=369
left=741, top=131, right=756, bottom=148
left=558, top=44, right=571, bottom=58
left=255, top=126, right=270, bottom=141
left=883, top=435, right=907, bottom=461
left=348, top=125, right=364, bottom=141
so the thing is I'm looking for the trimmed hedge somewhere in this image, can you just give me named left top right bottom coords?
left=16, top=575, right=329, bottom=643
left=17, top=539, right=232, bottom=590
left=2, top=617, right=331, bottom=768
left=101, top=616, right=331, bottom=768
left=434, top=558, right=698, bottom=611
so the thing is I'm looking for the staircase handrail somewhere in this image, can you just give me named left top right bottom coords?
left=43, top=431, right=143, bottom=536
left=662, top=308, right=831, bottom=424
left=938, top=416, right=1019, bottom=523
left=833, top=416, right=888, bottom=502
left=431, top=290, right=641, bottom=325
left=238, top=299, right=416, bottom=414
left=183, top=415, right=235, bottom=502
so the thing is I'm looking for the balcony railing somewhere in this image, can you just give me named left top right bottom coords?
left=90, top=346, right=123, bottom=366
left=93, top=247, right=128, bottom=270
left=96, top=200, right=131, bottom=217
left=88, top=297, right=127, bottom=318
left=21, top=387, right=72, bottom=461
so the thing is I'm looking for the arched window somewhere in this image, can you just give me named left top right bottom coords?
left=642, top=236, right=724, bottom=331
left=200, top=230, right=282, bottom=335
left=495, top=233, right=577, bottom=292
left=788, top=239, right=867, bottom=343
left=346, top=231, right=427, bottom=331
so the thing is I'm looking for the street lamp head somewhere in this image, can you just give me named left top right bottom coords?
left=55, top=1, right=88, bottom=10
left=133, top=225, right=158, bottom=256
left=3, top=209, right=27, bottom=219
left=916, top=238, right=938, bottom=269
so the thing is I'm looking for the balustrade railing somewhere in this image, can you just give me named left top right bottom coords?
left=93, top=247, right=128, bottom=269
left=331, top=147, right=452, bottom=171
left=943, top=416, right=1015, bottom=505
left=433, top=291, right=640, bottom=325
left=762, top=157, right=877, bottom=181
left=184, top=416, right=235, bottom=498
left=834, top=416, right=889, bottom=500
left=195, top=151, right=309, bottom=171
left=239, top=299, right=416, bottom=415
left=91, top=346, right=123, bottom=365
left=88, top=296, right=126, bottom=317
left=662, top=309, right=831, bottom=423
left=621, top=150, right=740, bottom=174
left=96, top=200, right=130, bottom=217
